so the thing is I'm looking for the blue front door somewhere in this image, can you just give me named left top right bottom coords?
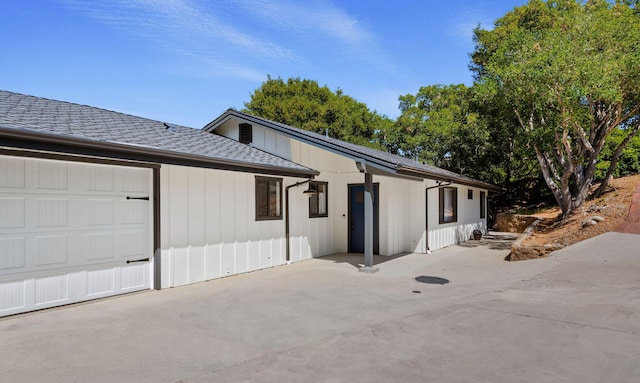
left=348, top=184, right=379, bottom=254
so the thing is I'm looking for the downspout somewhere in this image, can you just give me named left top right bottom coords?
left=285, top=178, right=314, bottom=263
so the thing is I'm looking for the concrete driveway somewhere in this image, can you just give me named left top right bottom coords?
left=1, top=232, right=639, bottom=383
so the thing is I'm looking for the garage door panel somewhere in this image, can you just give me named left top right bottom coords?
left=0, top=155, right=153, bottom=316
left=117, top=167, right=149, bottom=193
left=117, top=230, right=149, bottom=259
left=0, top=157, right=25, bottom=188
left=36, top=198, right=68, bottom=227
left=1, top=231, right=148, bottom=277
left=0, top=237, right=25, bottom=270
left=35, top=235, right=68, bottom=266
left=121, top=264, right=147, bottom=290
left=36, top=161, right=68, bottom=190
left=34, top=274, right=68, bottom=305
left=87, top=199, right=115, bottom=226
left=88, top=167, right=114, bottom=192
left=0, top=197, right=25, bottom=228
left=87, top=268, right=115, bottom=296
left=0, top=280, right=26, bottom=313
left=87, top=232, right=115, bottom=261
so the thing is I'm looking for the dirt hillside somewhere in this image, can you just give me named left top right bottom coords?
left=523, top=174, right=640, bottom=247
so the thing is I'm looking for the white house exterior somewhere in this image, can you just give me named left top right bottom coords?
left=204, top=110, right=499, bottom=262
left=0, top=91, right=498, bottom=317
left=0, top=91, right=318, bottom=316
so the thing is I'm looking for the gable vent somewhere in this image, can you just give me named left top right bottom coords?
left=239, top=123, right=252, bottom=144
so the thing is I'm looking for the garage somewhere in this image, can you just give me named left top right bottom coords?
left=0, top=154, right=154, bottom=317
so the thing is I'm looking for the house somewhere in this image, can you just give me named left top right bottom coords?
left=0, top=91, right=499, bottom=317
left=0, top=90, right=318, bottom=317
left=204, top=109, right=501, bottom=269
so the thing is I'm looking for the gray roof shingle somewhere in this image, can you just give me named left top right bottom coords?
left=0, top=90, right=317, bottom=177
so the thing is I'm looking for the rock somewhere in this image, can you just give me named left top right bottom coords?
left=508, top=244, right=547, bottom=261
left=592, top=215, right=605, bottom=222
left=544, top=243, right=564, bottom=251
left=582, top=219, right=597, bottom=228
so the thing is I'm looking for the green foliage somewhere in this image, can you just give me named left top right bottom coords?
left=244, top=76, right=391, bottom=149
left=596, top=127, right=640, bottom=179
left=471, top=0, right=640, bottom=217
left=384, top=84, right=540, bottom=194
left=385, top=84, right=498, bottom=184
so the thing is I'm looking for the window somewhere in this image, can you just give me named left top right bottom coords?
left=480, top=191, right=486, bottom=219
left=309, top=181, right=328, bottom=218
left=439, top=187, right=458, bottom=224
left=255, top=176, right=282, bottom=220
left=239, top=123, right=252, bottom=144
left=468, top=189, right=473, bottom=199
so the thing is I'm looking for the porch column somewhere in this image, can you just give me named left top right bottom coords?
left=364, top=172, right=373, bottom=266
left=360, top=172, right=378, bottom=273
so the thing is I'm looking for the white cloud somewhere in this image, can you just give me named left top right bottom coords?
left=62, top=0, right=296, bottom=80
left=61, top=0, right=396, bottom=83
left=230, top=0, right=374, bottom=45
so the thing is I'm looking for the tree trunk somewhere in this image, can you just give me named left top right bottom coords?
left=534, top=144, right=573, bottom=219
left=594, top=124, right=640, bottom=197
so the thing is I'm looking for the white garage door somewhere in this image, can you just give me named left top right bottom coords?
left=0, top=155, right=153, bottom=317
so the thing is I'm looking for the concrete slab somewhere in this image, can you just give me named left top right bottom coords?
left=1, top=232, right=639, bottom=383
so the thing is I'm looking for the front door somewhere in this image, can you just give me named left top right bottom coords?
left=348, top=184, right=379, bottom=254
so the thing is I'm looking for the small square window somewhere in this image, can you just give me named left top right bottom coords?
left=309, top=181, right=328, bottom=218
left=480, top=191, right=486, bottom=219
left=468, top=189, right=473, bottom=199
left=255, top=176, right=282, bottom=220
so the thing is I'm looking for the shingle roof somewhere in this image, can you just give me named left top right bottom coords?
left=0, top=90, right=317, bottom=177
left=205, top=109, right=501, bottom=191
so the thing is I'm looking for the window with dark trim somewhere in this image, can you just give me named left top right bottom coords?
left=239, top=123, right=252, bottom=144
left=480, top=191, right=486, bottom=219
left=439, top=187, right=458, bottom=224
left=468, top=189, right=473, bottom=199
left=309, top=181, right=328, bottom=218
left=255, top=176, right=282, bottom=220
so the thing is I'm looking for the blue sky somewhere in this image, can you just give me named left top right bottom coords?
left=1, top=0, right=525, bottom=128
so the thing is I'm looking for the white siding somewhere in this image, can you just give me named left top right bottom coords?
left=213, top=119, right=489, bottom=257
left=160, top=165, right=307, bottom=288
left=216, top=118, right=291, bottom=160
left=427, top=184, right=487, bottom=251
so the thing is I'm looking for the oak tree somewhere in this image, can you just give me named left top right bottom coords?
left=472, top=0, right=640, bottom=218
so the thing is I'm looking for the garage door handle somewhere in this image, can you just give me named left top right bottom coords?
left=127, top=258, right=149, bottom=264
left=126, top=196, right=150, bottom=200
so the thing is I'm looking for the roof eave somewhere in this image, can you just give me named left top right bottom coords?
left=205, top=109, right=400, bottom=170
left=0, top=126, right=319, bottom=179
left=205, top=110, right=503, bottom=191
left=396, top=164, right=503, bottom=192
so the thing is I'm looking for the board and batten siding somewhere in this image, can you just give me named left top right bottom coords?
left=289, top=140, right=428, bottom=256
left=213, top=118, right=489, bottom=256
left=427, top=183, right=487, bottom=251
left=160, top=164, right=324, bottom=288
